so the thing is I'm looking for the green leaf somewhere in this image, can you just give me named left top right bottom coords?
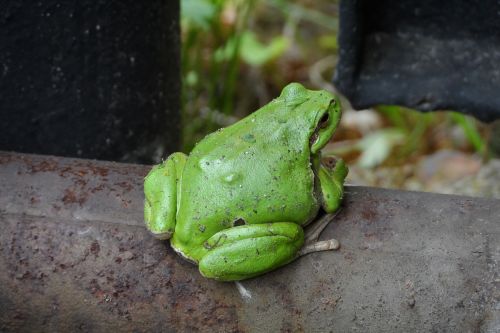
left=318, top=35, right=337, bottom=51
left=357, top=129, right=405, bottom=168
left=181, top=0, right=217, bottom=30
left=450, top=112, right=485, bottom=154
left=214, top=31, right=289, bottom=66
left=214, top=37, right=238, bottom=62
left=239, top=32, right=289, bottom=66
left=185, top=70, right=198, bottom=86
left=377, top=105, right=409, bottom=131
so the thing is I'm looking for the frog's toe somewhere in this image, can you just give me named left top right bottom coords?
left=304, top=211, right=340, bottom=243
left=150, top=231, right=173, bottom=240
left=300, top=212, right=341, bottom=257
left=299, top=238, right=340, bottom=256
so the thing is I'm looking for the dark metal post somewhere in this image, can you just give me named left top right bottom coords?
left=334, top=0, right=500, bottom=122
left=0, top=1, right=180, bottom=163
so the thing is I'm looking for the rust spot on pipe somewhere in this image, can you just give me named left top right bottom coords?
left=62, top=188, right=88, bottom=205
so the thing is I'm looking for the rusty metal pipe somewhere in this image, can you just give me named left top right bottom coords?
left=0, top=152, right=499, bottom=332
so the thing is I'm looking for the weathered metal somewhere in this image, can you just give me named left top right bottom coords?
left=0, top=1, right=180, bottom=162
left=0, top=152, right=499, bottom=332
left=334, top=0, right=500, bottom=122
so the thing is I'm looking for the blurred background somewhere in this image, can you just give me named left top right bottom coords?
left=180, top=0, right=500, bottom=199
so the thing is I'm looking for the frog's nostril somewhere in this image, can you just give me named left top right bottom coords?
left=323, top=156, right=337, bottom=170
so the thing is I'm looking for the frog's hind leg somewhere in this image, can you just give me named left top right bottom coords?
left=299, top=211, right=340, bottom=256
left=198, top=222, right=304, bottom=281
left=299, top=154, right=347, bottom=256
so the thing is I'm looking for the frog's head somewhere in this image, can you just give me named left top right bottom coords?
left=279, top=83, right=341, bottom=154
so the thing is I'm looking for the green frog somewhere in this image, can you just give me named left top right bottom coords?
left=144, top=82, right=348, bottom=281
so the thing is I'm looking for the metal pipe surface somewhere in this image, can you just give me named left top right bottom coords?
left=0, top=152, right=498, bottom=332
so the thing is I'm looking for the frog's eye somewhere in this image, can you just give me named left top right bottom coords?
left=318, top=112, right=330, bottom=129
left=310, top=99, right=339, bottom=153
left=309, top=113, right=329, bottom=149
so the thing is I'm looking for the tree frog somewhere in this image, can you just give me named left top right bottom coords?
left=144, top=82, right=348, bottom=281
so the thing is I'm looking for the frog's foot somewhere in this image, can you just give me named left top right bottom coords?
left=299, top=211, right=340, bottom=256
left=144, top=152, right=187, bottom=239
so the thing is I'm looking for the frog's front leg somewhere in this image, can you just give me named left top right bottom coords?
left=197, top=223, right=305, bottom=281
left=302, top=155, right=348, bottom=255
left=318, top=156, right=348, bottom=214
left=144, top=152, right=187, bottom=239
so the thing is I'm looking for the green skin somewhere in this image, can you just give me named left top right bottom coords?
left=144, top=83, right=348, bottom=281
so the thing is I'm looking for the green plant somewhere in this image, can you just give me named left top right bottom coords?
left=180, top=0, right=489, bottom=187
left=449, top=112, right=486, bottom=155
left=180, top=0, right=342, bottom=151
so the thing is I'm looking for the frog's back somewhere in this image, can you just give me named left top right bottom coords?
left=172, top=90, right=327, bottom=260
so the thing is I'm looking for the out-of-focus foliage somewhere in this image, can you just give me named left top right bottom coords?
left=180, top=0, right=342, bottom=150
left=180, top=0, right=492, bottom=192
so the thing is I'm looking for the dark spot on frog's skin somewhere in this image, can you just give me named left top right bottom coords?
left=241, top=133, right=256, bottom=143
left=198, top=224, right=206, bottom=232
left=233, top=218, right=246, bottom=227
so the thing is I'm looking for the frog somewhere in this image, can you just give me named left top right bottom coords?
left=144, top=82, right=348, bottom=281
